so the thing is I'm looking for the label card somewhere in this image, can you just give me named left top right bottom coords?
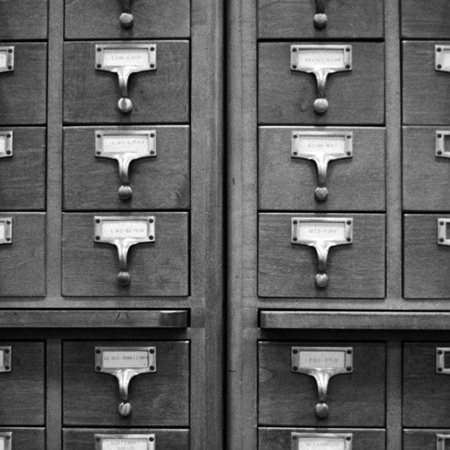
left=95, top=435, right=155, bottom=450
left=94, top=216, right=155, bottom=243
left=292, top=347, right=353, bottom=374
left=95, top=347, right=156, bottom=373
left=291, top=45, right=352, bottom=73
left=96, top=131, right=156, bottom=157
left=292, top=218, right=352, bottom=246
left=0, top=219, right=12, bottom=246
left=96, top=44, right=156, bottom=71
left=0, top=47, right=14, bottom=73
left=293, top=434, right=352, bottom=450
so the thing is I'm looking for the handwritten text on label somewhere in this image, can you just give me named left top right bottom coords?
left=101, top=438, right=149, bottom=450
left=102, top=136, right=150, bottom=154
left=298, top=438, right=345, bottom=450
left=103, top=49, right=150, bottom=67
left=299, top=351, right=345, bottom=369
left=298, top=222, right=346, bottom=242
left=297, top=135, right=346, bottom=156
left=297, top=49, right=345, bottom=70
left=102, top=351, right=149, bottom=369
left=0, top=52, right=7, bottom=68
left=101, top=220, right=149, bottom=239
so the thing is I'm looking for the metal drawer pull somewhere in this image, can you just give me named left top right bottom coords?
left=95, top=130, right=156, bottom=201
left=94, top=216, right=155, bottom=286
left=292, top=347, right=353, bottom=418
left=292, top=432, right=352, bottom=450
left=119, top=0, right=134, bottom=28
left=291, top=131, right=353, bottom=202
left=291, top=45, right=352, bottom=114
left=95, top=44, right=157, bottom=114
left=95, top=347, right=156, bottom=417
left=314, top=0, right=328, bottom=29
left=291, top=217, right=352, bottom=288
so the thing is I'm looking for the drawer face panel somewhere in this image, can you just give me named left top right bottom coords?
left=63, top=429, right=189, bottom=450
left=65, top=0, right=190, bottom=40
left=258, top=0, right=384, bottom=39
left=0, top=1, right=47, bottom=40
left=258, top=342, right=386, bottom=427
left=0, top=342, right=45, bottom=425
left=403, top=41, right=450, bottom=125
left=258, top=213, right=386, bottom=298
left=64, top=42, right=190, bottom=124
left=63, top=126, right=190, bottom=211
left=259, top=127, right=385, bottom=211
left=0, top=128, right=45, bottom=211
left=63, top=341, right=189, bottom=426
left=259, top=428, right=386, bottom=450
left=0, top=428, right=45, bottom=449
left=403, top=343, right=450, bottom=427
left=258, top=43, right=385, bottom=125
left=403, top=127, right=450, bottom=211
left=0, top=213, right=45, bottom=297
left=402, top=0, right=450, bottom=38
left=62, top=213, right=189, bottom=297
left=404, top=214, right=450, bottom=299
left=0, top=43, right=47, bottom=125
left=404, top=430, right=450, bottom=450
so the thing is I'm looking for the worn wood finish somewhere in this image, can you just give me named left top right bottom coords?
left=0, top=428, right=45, bottom=449
left=403, top=41, right=450, bottom=126
left=402, top=0, right=450, bottom=38
left=0, top=1, right=47, bottom=40
left=403, top=127, right=450, bottom=211
left=0, top=342, right=45, bottom=425
left=259, top=127, right=385, bottom=211
left=64, top=41, right=190, bottom=124
left=404, top=429, right=450, bottom=450
left=0, top=128, right=45, bottom=211
left=258, top=342, right=385, bottom=427
left=63, top=340, right=189, bottom=426
left=62, top=212, right=188, bottom=297
left=65, top=0, right=190, bottom=40
left=63, top=126, right=190, bottom=211
left=258, top=0, right=384, bottom=39
left=258, top=43, right=385, bottom=125
left=403, top=343, right=450, bottom=427
left=0, top=43, right=47, bottom=125
left=0, top=213, right=45, bottom=297
left=404, top=214, right=450, bottom=299
left=259, top=428, right=386, bottom=450
left=63, top=429, right=189, bottom=450
left=258, top=213, right=385, bottom=298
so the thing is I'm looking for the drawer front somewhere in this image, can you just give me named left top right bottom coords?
left=258, top=342, right=386, bottom=427
left=258, top=213, right=386, bottom=298
left=0, top=213, right=45, bottom=297
left=65, top=0, right=190, bottom=40
left=63, top=341, right=189, bottom=426
left=63, top=429, right=189, bottom=450
left=402, top=0, right=450, bottom=38
left=404, top=214, right=450, bottom=299
left=0, top=0, right=47, bottom=40
left=0, top=428, right=45, bottom=449
left=64, top=41, right=190, bottom=124
left=0, top=43, right=47, bottom=125
left=258, top=42, right=385, bottom=125
left=258, top=0, right=384, bottom=39
left=259, top=428, right=385, bottom=450
left=0, top=342, right=45, bottom=425
left=0, top=128, right=45, bottom=211
left=403, top=343, right=450, bottom=427
left=404, top=430, right=450, bottom=450
left=63, top=126, right=190, bottom=211
left=62, top=212, right=189, bottom=297
left=403, top=127, right=450, bottom=211
left=259, top=127, right=385, bottom=211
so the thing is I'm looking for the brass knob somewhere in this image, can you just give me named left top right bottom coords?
left=117, top=271, right=131, bottom=286
left=314, top=98, right=329, bottom=114
left=119, top=402, right=132, bottom=416
left=118, top=185, right=133, bottom=200
left=315, top=187, right=328, bottom=202
left=120, top=12, right=134, bottom=28
left=314, top=13, right=327, bottom=29
left=315, top=402, right=329, bottom=418
left=118, top=97, right=133, bottom=114
left=315, top=273, right=329, bottom=288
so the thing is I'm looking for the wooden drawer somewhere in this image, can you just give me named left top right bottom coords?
left=404, top=430, right=450, bottom=450
left=62, top=212, right=189, bottom=297
left=0, top=428, right=45, bottom=449
left=63, top=429, right=189, bottom=450
left=259, top=127, right=385, bottom=211
left=0, top=128, right=45, bottom=211
left=258, top=213, right=385, bottom=298
left=402, top=0, right=450, bottom=38
left=0, top=43, right=46, bottom=125
left=64, top=41, right=189, bottom=124
left=65, top=0, right=190, bottom=40
left=404, top=214, right=450, bottom=299
left=0, top=0, right=47, bottom=40
left=258, top=0, right=384, bottom=39
left=0, top=342, right=45, bottom=425
left=258, top=342, right=386, bottom=427
left=63, top=341, right=189, bottom=426
left=258, top=42, right=384, bottom=125
left=63, top=126, right=189, bottom=211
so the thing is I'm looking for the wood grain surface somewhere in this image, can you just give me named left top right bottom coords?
left=64, top=41, right=190, bottom=124
left=0, top=43, right=47, bottom=125
left=0, top=342, right=45, bottom=425
left=0, top=128, right=45, bottom=211
left=259, top=127, right=385, bottom=211
left=63, top=340, right=189, bottom=426
left=62, top=212, right=189, bottom=297
left=258, top=213, right=386, bottom=298
left=63, top=126, right=190, bottom=211
left=404, top=429, right=450, bottom=450
left=258, top=0, right=384, bottom=39
left=258, top=42, right=385, bottom=125
left=402, top=0, right=450, bottom=38
left=0, top=428, right=45, bottom=449
left=258, top=342, right=386, bottom=427
left=65, top=0, right=190, bottom=40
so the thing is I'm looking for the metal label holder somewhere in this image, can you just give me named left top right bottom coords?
left=438, top=219, right=450, bottom=247
left=0, top=47, right=14, bottom=73
left=291, top=432, right=353, bottom=450
left=95, top=434, right=155, bottom=450
left=437, top=434, right=450, bottom=450
left=436, top=46, right=450, bottom=73
left=0, top=219, right=12, bottom=246
left=436, top=347, right=450, bottom=374
left=0, top=432, right=12, bottom=450
left=0, top=347, right=12, bottom=373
